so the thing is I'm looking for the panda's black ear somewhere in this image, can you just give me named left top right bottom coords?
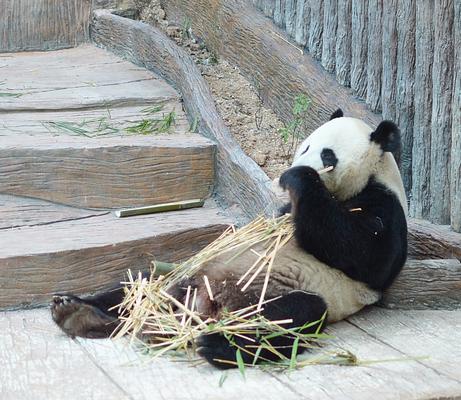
left=330, top=109, right=344, bottom=120
left=370, top=120, right=401, bottom=152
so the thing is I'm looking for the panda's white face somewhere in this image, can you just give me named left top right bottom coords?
left=292, top=117, right=407, bottom=213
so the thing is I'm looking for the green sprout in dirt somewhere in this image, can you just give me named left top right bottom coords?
left=181, top=17, right=192, bottom=40
left=207, top=51, right=219, bottom=66
left=279, top=94, right=312, bottom=162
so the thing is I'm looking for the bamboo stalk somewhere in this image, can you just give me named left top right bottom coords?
left=317, top=165, right=334, bottom=174
left=257, top=235, right=282, bottom=310
left=115, top=199, right=204, bottom=218
left=203, top=275, right=214, bottom=301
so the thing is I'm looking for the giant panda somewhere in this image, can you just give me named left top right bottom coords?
left=51, top=109, right=408, bottom=369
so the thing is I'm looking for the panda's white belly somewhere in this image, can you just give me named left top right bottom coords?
left=270, top=244, right=380, bottom=323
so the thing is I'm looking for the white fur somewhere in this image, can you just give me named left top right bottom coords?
left=268, top=242, right=381, bottom=323
left=292, top=117, right=408, bottom=215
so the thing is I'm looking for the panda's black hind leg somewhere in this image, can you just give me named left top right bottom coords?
left=51, top=287, right=125, bottom=339
left=196, top=291, right=327, bottom=369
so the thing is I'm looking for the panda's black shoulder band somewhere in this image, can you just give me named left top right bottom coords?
left=370, top=120, right=401, bottom=153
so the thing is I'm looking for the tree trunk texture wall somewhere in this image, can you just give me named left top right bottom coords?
left=253, top=0, right=460, bottom=232
left=0, top=0, right=91, bottom=52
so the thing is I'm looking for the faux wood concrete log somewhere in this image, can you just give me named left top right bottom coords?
left=381, top=0, right=398, bottom=122
left=0, top=135, right=215, bottom=209
left=395, top=0, right=416, bottom=198
left=252, top=0, right=276, bottom=18
left=0, top=0, right=91, bottom=52
left=410, top=1, right=434, bottom=220
left=321, top=0, right=337, bottom=73
left=335, top=0, right=352, bottom=86
left=160, top=0, right=380, bottom=130
left=408, top=218, right=461, bottom=261
left=451, top=1, right=461, bottom=232
left=91, top=10, right=281, bottom=221
left=350, top=0, right=368, bottom=99
left=429, top=0, right=454, bottom=224
left=284, top=0, right=297, bottom=38
left=365, top=0, right=382, bottom=112
left=274, top=0, right=285, bottom=28
left=308, top=0, right=324, bottom=60
left=382, top=259, right=461, bottom=310
left=294, top=0, right=310, bottom=47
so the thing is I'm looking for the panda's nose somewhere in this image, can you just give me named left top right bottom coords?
left=321, top=148, right=338, bottom=169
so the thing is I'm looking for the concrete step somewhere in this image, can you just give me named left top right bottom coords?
left=0, top=45, right=214, bottom=208
left=0, top=45, right=180, bottom=111
left=0, top=133, right=216, bottom=209
left=0, top=196, right=231, bottom=309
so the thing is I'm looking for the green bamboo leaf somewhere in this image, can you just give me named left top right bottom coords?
left=218, top=371, right=228, bottom=387
left=236, top=349, right=246, bottom=378
left=289, top=337, right=299, bottom=370
left=252, top=346, right=263, bottom=366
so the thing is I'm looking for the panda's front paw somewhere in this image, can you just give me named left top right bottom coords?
left=279, top=166, right=321, bottom=195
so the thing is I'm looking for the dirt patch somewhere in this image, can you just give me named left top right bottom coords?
left=135, top=0, right=290, bottom=179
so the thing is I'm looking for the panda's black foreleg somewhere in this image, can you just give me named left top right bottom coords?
left=196, top=291, right=327, bottom=369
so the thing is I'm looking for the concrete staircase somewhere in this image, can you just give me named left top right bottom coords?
left=0, top=45, right=231, bottom=309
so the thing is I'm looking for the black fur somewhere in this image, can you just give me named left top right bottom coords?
left=321, top=148, right=338, bottom=169
left=51, top=285, right=134, bottom=338
left=279, top=166, right=407, bottom=291
left=370, top=120, right=401, bottom=153
left=330, top=108, right=344, bottom=120
left=83, top=286, right=126, bottom=318
left=278, top=202, right=292, bottom=216
left=196, top=291, right=327, bottom=369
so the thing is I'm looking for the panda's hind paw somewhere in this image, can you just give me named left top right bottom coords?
left=196, top=333, right=242, bottom=370
left=51, top=294, right=84, bottom=324
left=50, top=294, right=117, bottom=339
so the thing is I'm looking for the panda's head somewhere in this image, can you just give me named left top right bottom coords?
left=292, top=109, right=407, bottom=213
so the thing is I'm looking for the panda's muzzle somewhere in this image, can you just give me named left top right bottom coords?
left=321, top=148, right=338, bottom=169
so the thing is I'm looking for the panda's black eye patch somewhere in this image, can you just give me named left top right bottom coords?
left=321, top=148, right=338, bottom=168
left=301, top=145, right=310, bottom=155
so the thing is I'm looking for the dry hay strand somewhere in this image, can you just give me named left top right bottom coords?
left=113, top=215, right=355, bottom=370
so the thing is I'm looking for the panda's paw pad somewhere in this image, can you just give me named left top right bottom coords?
left=196, top=333, right=238, bottom=370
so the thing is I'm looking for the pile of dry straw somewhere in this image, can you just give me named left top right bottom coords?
left=113, top=215, right=356, bottom=369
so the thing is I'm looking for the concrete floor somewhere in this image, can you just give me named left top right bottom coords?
left=1, top=307, right=461, bottom=400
